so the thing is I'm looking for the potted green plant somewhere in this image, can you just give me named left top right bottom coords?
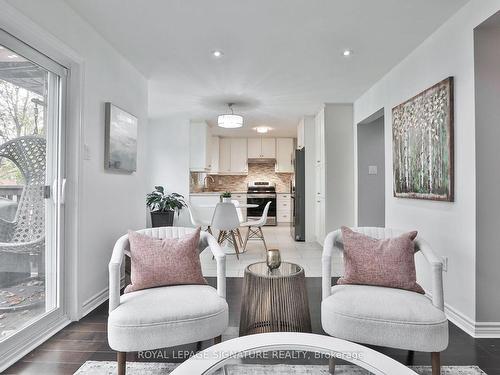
left=220, top=191, right=232, bottom=203
left=146, top=186, right=187, bottom=227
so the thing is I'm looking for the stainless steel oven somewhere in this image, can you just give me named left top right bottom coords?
left=247, top=182, right=277, bottom=226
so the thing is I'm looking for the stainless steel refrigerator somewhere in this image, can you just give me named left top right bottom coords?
left=291, top=148, right=305, bottom=241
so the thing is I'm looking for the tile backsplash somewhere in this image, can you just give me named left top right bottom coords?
left=191, top=163, right=293, bottom=193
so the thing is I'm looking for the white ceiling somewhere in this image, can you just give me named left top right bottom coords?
left=65, top=0, right=468, bottom=137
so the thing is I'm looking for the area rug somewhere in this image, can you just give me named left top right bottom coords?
left=75, top=361, right=487, bottom=375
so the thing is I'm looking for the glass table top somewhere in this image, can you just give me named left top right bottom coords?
left=203, top=346, right=376, bottom=374
left=170, top=333, right=418, bottom=375
left=247, top=262, right=303, bottom=278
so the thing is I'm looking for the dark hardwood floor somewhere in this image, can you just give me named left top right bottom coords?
left=4, top=277, right=500, bottom=374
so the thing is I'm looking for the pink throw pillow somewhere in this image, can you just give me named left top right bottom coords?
left=124, top=228, right=206, bottom=293
left=337, top=227, right=424, bottom=294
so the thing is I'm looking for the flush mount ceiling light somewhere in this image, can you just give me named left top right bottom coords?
left=218, top=103, right=243, bottom=128
left=212, top=50, right=224, bottom=58
left=342, top=49, right=353, bottom=57
left=255, top=126, right=270, bottom=134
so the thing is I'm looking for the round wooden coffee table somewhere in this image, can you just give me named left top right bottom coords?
left=239, top=261, right=311, bottom=336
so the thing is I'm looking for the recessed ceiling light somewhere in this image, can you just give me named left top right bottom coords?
left=255, top=126, right=270, bottom=134
left=342, top=49, right=353, bottom=57
left=212, top=50, right=224, bottom=58
left=7, top=54, right=18, bottom=59
left=0, top=46, right=5, bottom=50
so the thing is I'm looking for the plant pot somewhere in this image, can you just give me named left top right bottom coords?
left=150, top=210, right=175, bottom=228
left=222, top=197, right=231, bottom=203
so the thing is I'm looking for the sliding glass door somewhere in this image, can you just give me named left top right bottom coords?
left=0, top=29, right=66, bottom=361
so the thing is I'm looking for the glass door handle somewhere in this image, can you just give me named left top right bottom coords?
left=44, top=185, right=51, bottom=199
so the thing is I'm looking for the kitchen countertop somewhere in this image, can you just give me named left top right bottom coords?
left=189, top=191, right=247, bottom=195
left=190, top=191, right=291, bottom=195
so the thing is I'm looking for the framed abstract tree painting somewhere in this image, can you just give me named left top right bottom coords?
left=104, top=102, right=138, bottom=173
left=392, top=77, right=454, bottom=201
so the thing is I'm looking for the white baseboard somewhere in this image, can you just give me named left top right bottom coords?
left=443, top=302, right=477, bottom=337
left=474, top=321, right=500, bottom=338
left=443, top=300, right=500, bottom=338
left=0, top=316, right=71, bottom=373
left=81, top=287, right=109, bottom=318
left=80, top=276, right=125, bottom=318
left=426, top=293, right=500, bottom=338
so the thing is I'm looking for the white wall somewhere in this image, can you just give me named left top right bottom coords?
left=146, top=117, right=191, bottom=227
left=4, top=0, right=149, bottom=316
left=357, top=117, right=385, bottom=227
left=324, top=104, right=355, bottom=233
left=354, top=0, right=500, bottom=327
left=474, top=17, right=500, bottom=323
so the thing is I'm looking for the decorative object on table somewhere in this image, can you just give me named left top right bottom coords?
left=266, top=249, right=281, bottom=270
left=239, top=262, right=311, bottom=336
left=104, top=102, right=138, bottom=173
left=220, top=191, right=232, bottom=203
left=338, top=227, right=424, bottom=293
left=392, top=77, right=454, bottom=201
left=146, top=186, right=186, bottom=227
left=108, top=226, right=228, bottom=375
left=125, top=228, right=206, bottom=293
left=322, top=227, right=448, bottom=375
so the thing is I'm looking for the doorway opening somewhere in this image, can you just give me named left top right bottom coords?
left=357, top=109, right=385, bottom=227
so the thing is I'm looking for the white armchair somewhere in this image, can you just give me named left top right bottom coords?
left=108, top=227, right=228, bottom=375
left=322, top=227, right=448, bottom=375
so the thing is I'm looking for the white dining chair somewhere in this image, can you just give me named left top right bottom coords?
left=231, top=199, right=244, bottom=246
left=240, top=201, right=272, bottom=252
left=211, top=202, right=242, bottom=259
left=186, top=202, right=212, bottom=234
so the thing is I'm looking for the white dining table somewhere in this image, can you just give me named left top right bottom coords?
left=196, top=203, right=258, bottom=208
left=193, top=202, right=259, bottom=255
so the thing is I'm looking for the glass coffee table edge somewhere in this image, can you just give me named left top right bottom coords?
left=169, top=332, right=418, bottom=375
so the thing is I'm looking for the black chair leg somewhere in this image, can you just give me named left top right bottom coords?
left=406, top=350, right=415, bottom=365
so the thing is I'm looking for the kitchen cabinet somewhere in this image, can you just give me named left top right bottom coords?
left=248, top=138, right=276, bottom=159
left=189, top=121, right=211, bottom=172
left=312, top=104, right=353, bottom=245
left=314, top=107, right=326, bottom=244
left=261, top=138, right=276, bottom=158
left=210, top=136, right=220, bottom=174
left=315, top=108, right=325, bottom=166
left=315, top=197, right=325, bottom=243
left=277, top=193, right=292, bottom=223
left=219, top=138, right=248, bottom=174
left=275, top=138, right=294, bottom=173
left=219, top=138, right=231, bottom=173
left=297, top=118, right=305, bottom=149
left=230, top=138, right=248, bottom=173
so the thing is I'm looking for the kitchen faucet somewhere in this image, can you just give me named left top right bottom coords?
left=203, top=175, right=215, bottom=190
